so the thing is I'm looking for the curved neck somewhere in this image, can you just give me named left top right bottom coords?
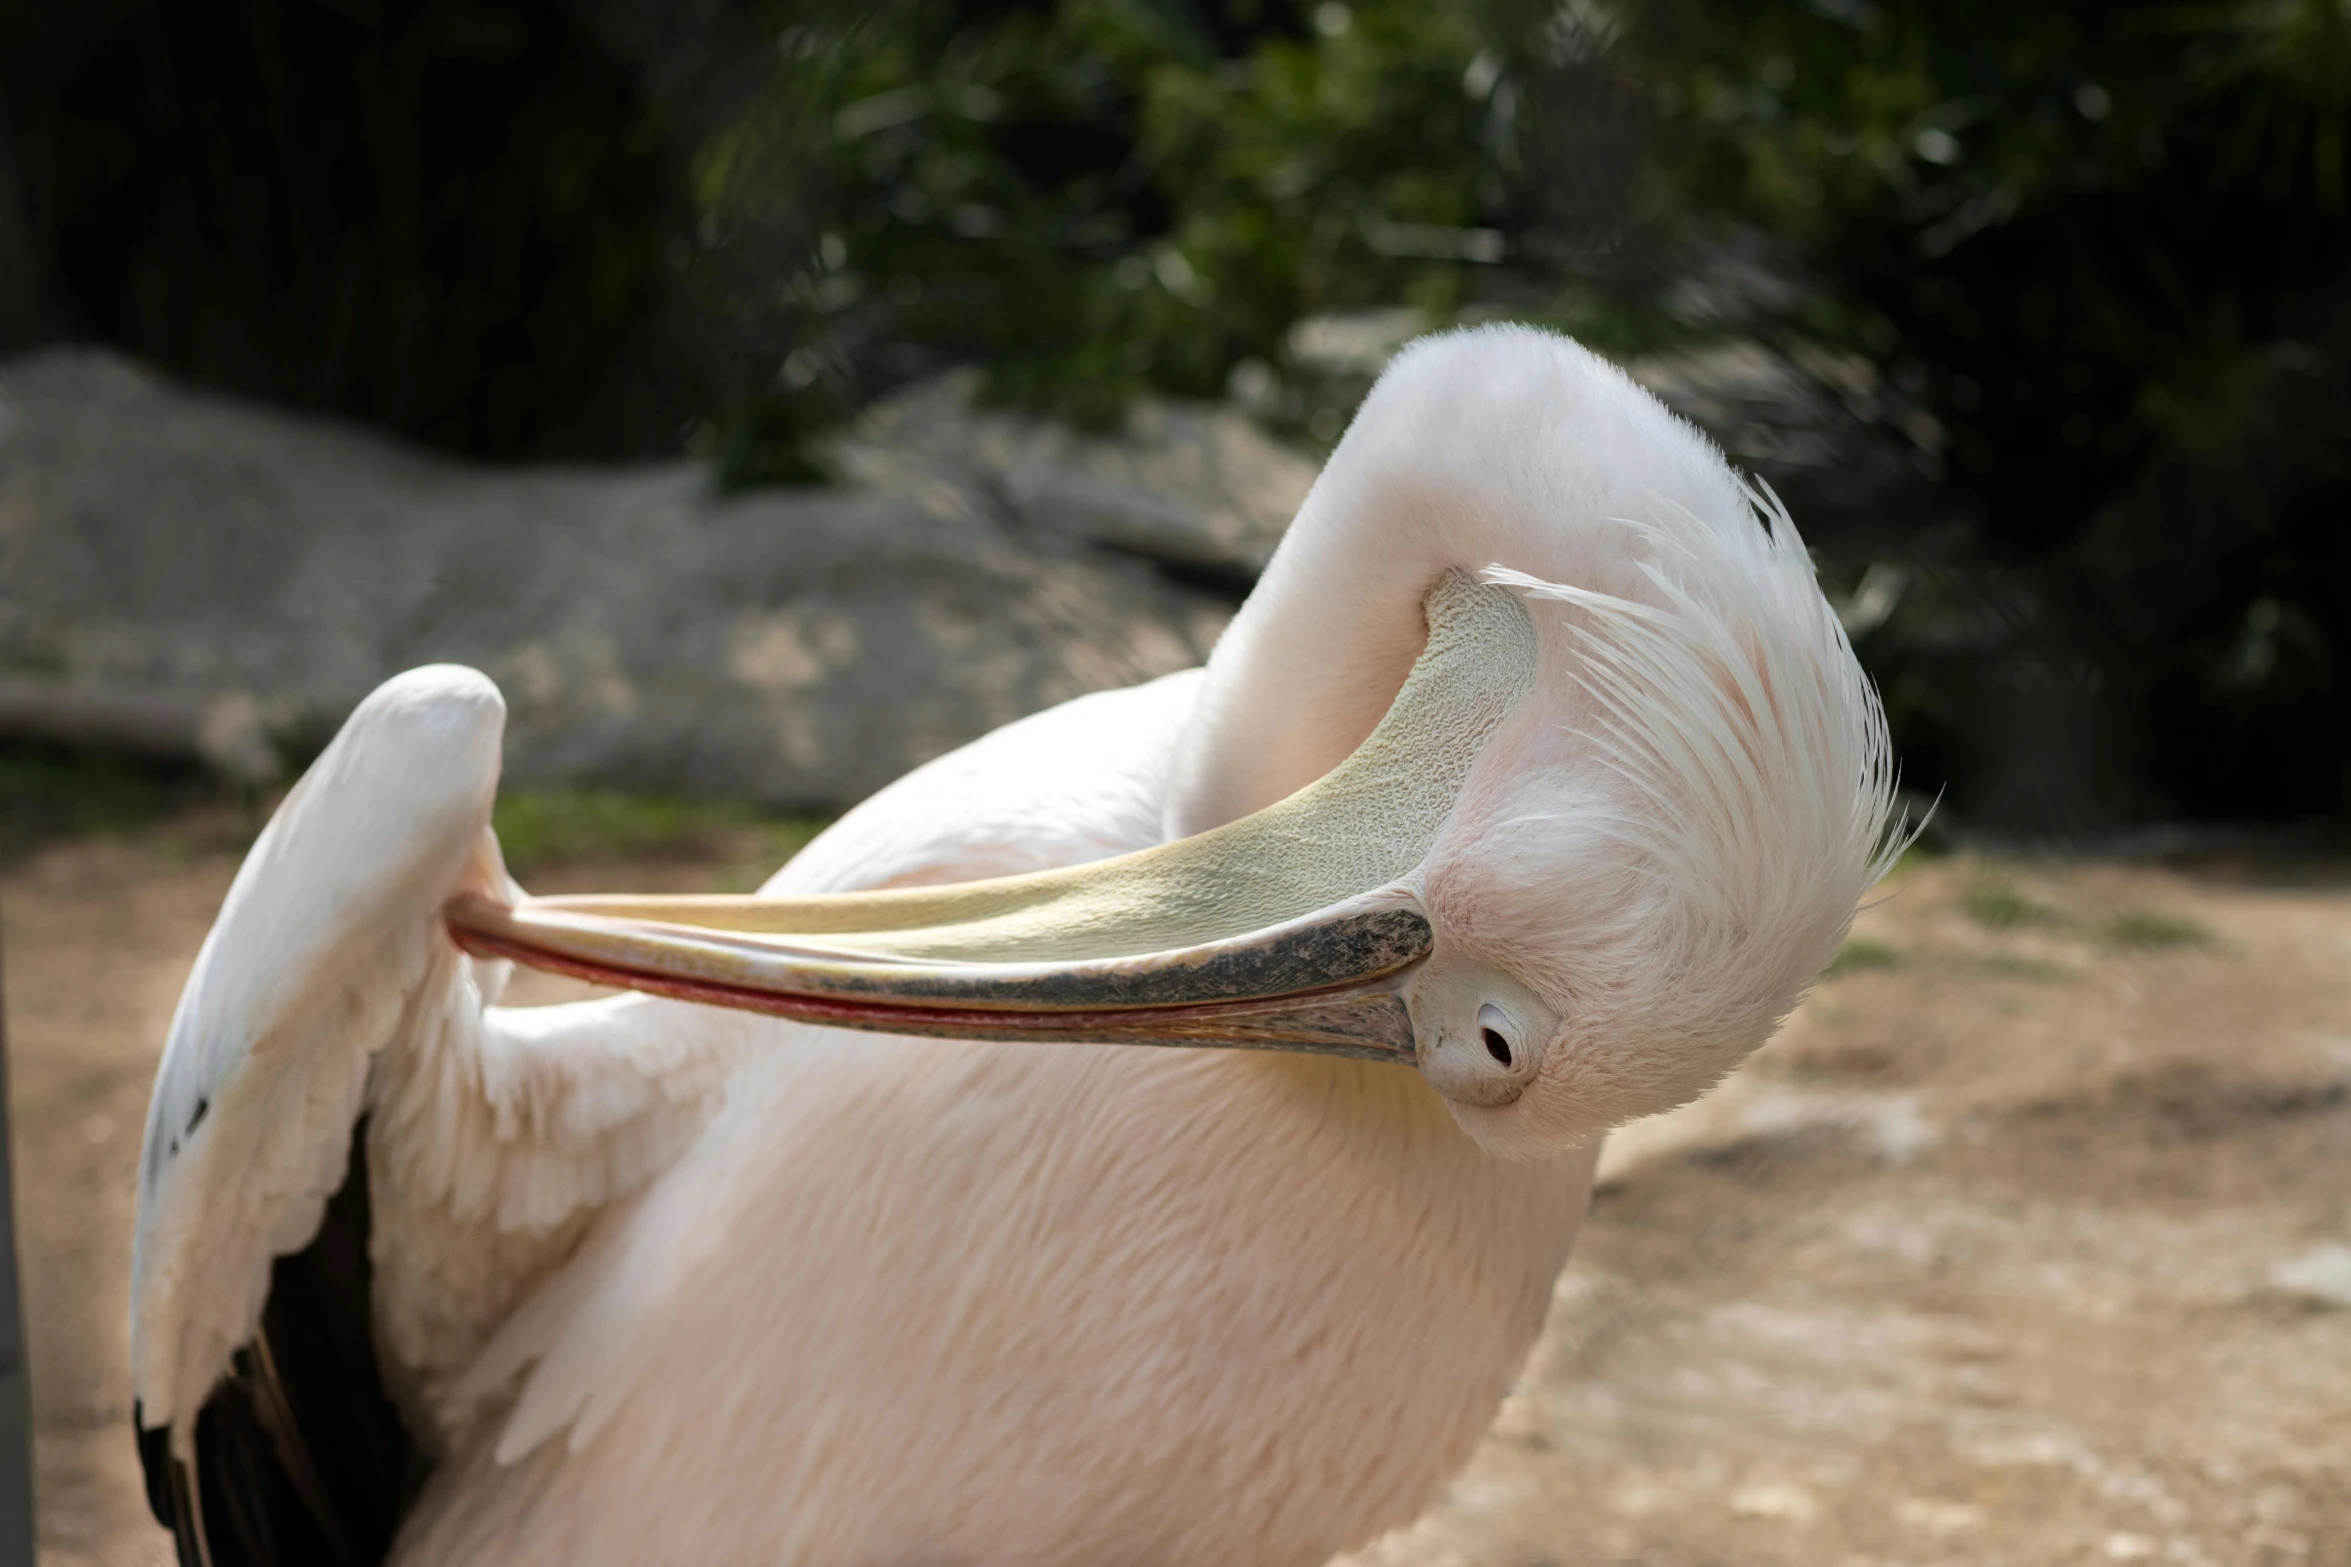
left=1162, top=443, right=1474, bottom=838
left=1162, top=326, right=1749, bottom=839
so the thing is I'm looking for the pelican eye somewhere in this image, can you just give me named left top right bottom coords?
left=1477, top=1003, right=1515, bottom=1067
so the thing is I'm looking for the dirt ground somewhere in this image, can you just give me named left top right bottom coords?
left=8, top=819, right=2350, bottom=1566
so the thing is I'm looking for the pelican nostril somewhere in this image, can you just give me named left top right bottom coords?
left=1481, top=1027, right=1512, bottom=1067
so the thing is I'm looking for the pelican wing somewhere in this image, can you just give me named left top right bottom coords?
left=128, top=667, right=752, bottom=1565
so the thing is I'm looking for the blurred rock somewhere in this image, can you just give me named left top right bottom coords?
left=2268, top=1243, right=2351, bottom=1309
left=0, top=680, right=277, bottom=785
left=833, top=369, right=1312, bottom=585
left=1287, top=309, right=1429, bottom=377
left=0, top=352, right=1317, bottom=804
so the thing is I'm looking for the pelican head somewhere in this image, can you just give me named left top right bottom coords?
left=448, top=326, right=1900, bottom=1157
left=1385, top=536, right=1897, bottom=1158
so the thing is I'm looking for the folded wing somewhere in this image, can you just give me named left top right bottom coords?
left=129, top=667, right=753, bottom=1565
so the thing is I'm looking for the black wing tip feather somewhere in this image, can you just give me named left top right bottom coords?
left=136, top=1119, right=429, bottom=1567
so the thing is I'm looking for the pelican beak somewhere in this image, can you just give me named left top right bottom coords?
left=445, top=885, right=1431, bottom=1061
left=443, top=571, right=1542, bottom=1066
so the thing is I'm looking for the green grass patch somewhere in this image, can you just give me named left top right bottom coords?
left=1824, top=936, right=1900, bottom=977
left=1959, top=873, right=2057, bottom=931
left=1976, top=953, right=2077, bottom=983
left=492, top=787, right=826, bottom=876
left=1892, top=837, right=1944, bottom=875
left=2097, top=909, right=2213, bottom=950
left=0, top=742, right=222, bottom=856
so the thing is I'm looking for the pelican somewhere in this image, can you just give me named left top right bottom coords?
left=130, top=326, right=1898, bottom=1566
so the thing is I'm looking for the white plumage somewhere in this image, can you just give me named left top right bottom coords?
left=131, top=326, right=1899, bottom=1565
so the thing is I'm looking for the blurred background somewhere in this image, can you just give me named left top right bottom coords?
left=6, top=0, right=2351, bottom=834
left=6, top=4, right=2351, bottom=1565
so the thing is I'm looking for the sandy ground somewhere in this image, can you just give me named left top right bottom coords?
left=9, top=821, right=2350, bottom=1566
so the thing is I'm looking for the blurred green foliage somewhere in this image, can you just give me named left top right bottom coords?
left=2096, top=908, right=2212, bottom=949
left=4, top=0, right=2350, bottom=831
left=0, top=745, right=212, bottom=856
left=490, top=787, right=826, bottom=876
left=683, top=0, right=1650, bottom=460
left=1636, top=1, right=2351, bottom=829
left=754, top=0, right=1552, bottom=420
left=1975, top=952, right=2077, bottom=982
left=1958, top=871, right=2055, bottom=931
left=1823, top=935, right=1900, bottom=976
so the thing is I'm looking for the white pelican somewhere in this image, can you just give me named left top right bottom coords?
left=130, top=326, right=1898, bottom=1566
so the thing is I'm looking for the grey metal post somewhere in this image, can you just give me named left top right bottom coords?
left=0, top=921, right=34, bottom=1567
